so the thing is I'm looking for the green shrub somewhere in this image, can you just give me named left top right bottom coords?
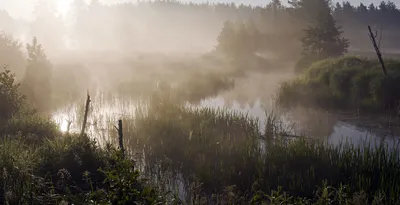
left=0, top=134, right=169, bottom=205
left=0, top=68, right=59, bottom=141
left=350, top=69, right=381, bottom=107
left=87, top=149, right=168, bottom=205
left=37, top=135, right=108, bottom=193
left=3, top=113, right=59, bottom=140
left=0, top=68, right=25, bottom=124
left=278, top=56, right=400, bottom=112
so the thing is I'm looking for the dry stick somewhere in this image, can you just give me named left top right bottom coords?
left=80, top=92, right=91, bottom=137
left=115, top=120, right=125, bottom=159
left=368, top=25, right=387, bottom=76
left=66, top=120, right=72, bottom=134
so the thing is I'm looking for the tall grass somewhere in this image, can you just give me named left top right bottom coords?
left=0, top=133, right=170, bottom=205
left=2, top=76, right=400, bottom=204
left=100, top=92, right=400, bottom=204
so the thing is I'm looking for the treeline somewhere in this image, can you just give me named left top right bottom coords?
left=334, top=1, right=400, bottom=52
left=1, top=0, right=399, bottom=56
left=68, top=0, right=400, bottom=54
left=0, top=34, right=52, bottom=112
left=334, top=1, right=399, bottom=27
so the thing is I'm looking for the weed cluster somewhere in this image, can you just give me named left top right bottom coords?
left=112, top=93, right=400, bottom=204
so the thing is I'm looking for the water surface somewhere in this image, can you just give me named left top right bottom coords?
left=52, top=93, right=400, bottom=148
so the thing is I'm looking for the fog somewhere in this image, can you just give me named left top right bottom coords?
left=0, top=0, right=400, bottom=112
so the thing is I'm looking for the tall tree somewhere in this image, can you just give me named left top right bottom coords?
left=30, top=0, right=65, bottom=53
left=216, top=20, right=261, bottom=62
left=368, top=3, right=377, bottom=12
left=294, top=0, right=349, bottom=71
left=0, top=33, right=26, bottom=78
left=386, top=1, right=397, bottom=11
left=21, top=37, right=52, bottom=112
left=357, top=3, right=368, bottom=13
left=0, top=68, right=25, bottom=124
left=216, top=21, right=237, bottom=58
left=379, top=1, right=388, bottom=12
left=301, top=9, right=349, bottom=59
left=334, top=2, right=342, bottom=13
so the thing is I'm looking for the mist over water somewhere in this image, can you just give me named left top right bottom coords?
left=1, top=0, right=400, bottom=148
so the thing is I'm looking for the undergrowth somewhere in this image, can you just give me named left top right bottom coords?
left=277, top=56, right=400, bottom=113
left=2, top=68, right=400, bottom=204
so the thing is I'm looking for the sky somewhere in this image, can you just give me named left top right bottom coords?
left=0, top=0, right=399, bottom=20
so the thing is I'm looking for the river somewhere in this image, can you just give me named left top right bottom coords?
left=51, top=91, right=400, bottom=149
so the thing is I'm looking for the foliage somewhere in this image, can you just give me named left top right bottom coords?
left=278, top=56, right=400, bottom=112
left=0, top=67, right=58, bottom=140
left=293, top=0, right=349, bottom=72
left=66, top=0, right=400, bottom=53
left=1, top=89, right=400, bottom=204
left=216, top=20, right=262, bottom=61
left=88, top=149, right=168, bottom=205
left=0, top=68, right=25, bottom=123
left=2, top=0, right=400, bottom=61
left=0, top=33, right=26, bottom=78
left=97, top=93, right=400, bottom=204
left=0, top=134, right=170, bottom=205
left=3, top=113, right=59, bottom=141
left=20, top=37, right=53, bottom=112
left=301, top=13, right=349, bottom=59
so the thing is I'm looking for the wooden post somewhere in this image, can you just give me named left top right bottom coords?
left=80, top=92, right=91, bottom=136
left=66, top=120, right=72, bottom=134
left=368, top=25, right=387, bottom=76
left=116, top=119, right=125, bottom=158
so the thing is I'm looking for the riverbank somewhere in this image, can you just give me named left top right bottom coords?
left=277, top=56, right=400, bottom=115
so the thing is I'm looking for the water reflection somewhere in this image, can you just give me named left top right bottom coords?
left=199, top=97, right=400, bottom=147
left=52, top=93, right=400, bottom=148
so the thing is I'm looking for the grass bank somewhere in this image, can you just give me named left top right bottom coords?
left=278, top=56, right=400, bottom=114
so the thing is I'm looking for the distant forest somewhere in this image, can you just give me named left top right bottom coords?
left=0, top=0, right=399, bottom=56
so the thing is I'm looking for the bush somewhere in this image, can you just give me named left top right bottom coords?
left=278, top=56, right=400, bottom=112
left=0, top=134, right=169, bottom=205
left=0, top=68, right=25, bottom=123
left=0, top=68, right=58, bottom=141
left=37, top=135, right=108, bottom=192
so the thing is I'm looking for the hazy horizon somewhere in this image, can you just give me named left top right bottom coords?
left=1, top=0, right=399, bottom=20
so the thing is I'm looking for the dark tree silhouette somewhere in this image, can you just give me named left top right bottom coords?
left=216, top=20, right=261, bottom=61
left=292, top=0, right=349, bottom=71
left=301, top=9, right=349, bottom=59
left=0, top=68, right=25, bottom=123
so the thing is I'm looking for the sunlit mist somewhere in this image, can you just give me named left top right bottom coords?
left=57, top=0, right=72, bottom=15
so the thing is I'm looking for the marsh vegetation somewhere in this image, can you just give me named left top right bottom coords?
left=1, top=0, right=400, bottom=204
